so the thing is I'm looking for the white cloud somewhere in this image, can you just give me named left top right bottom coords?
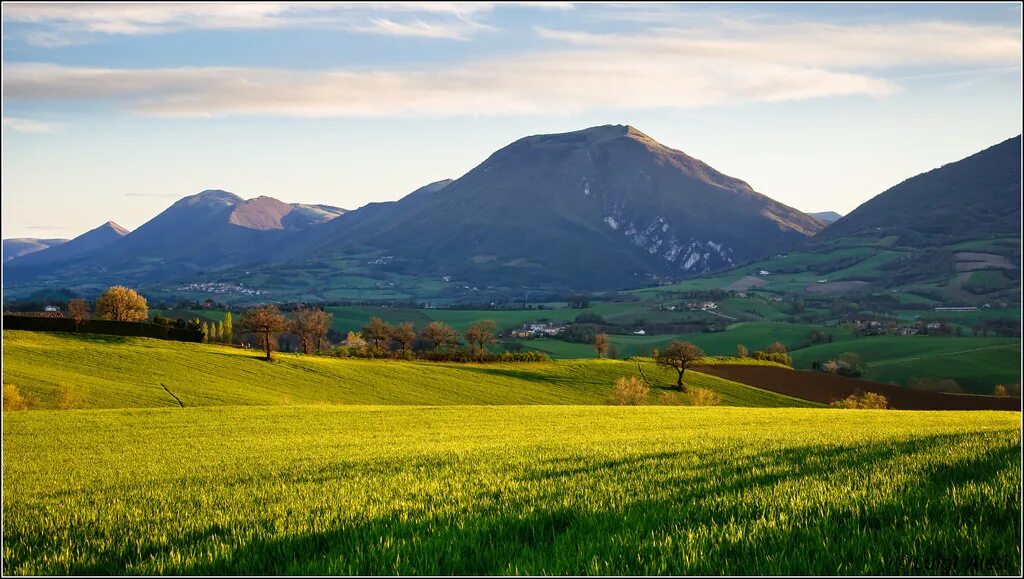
left=1, top=2, right=544, bottom=44
left=536, top=20, right=1022, bottom=70
left=3, top=15, right=1017, bottom=119
left=2, top=117, right=63, bottom=133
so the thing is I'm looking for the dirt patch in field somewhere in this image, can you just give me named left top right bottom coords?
left=953, top=252, right=1016, bottom=271
left=725, top=276, right=768, bottom=291
left=805, top=280, right=870, bottom=294
left=694, top=364, right=1020, bottom=411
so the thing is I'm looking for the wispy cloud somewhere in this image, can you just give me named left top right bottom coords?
left=2, top=117, right=63, bottom=133
left=2, top=2, right=550, bottom=44
left=3, top=16, right=1017, bottom=119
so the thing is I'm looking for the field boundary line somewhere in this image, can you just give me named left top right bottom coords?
left=160, top=383, right=185, bottom=408
left=869, top=343, right=1019, bottom=367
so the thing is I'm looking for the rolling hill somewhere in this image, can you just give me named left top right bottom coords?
left=5, top=221, right=128, bottom=267
left=2, top=237, right=67, bottom=262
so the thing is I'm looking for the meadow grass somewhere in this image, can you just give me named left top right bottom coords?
left=1, top=331, right=812, bottom=410
left=2, top=405, right=1018, bottom=575
left=790, top=335, right=1022, bottom=393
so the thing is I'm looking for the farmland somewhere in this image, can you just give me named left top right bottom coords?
left=790, top=336, right=1022, bottom=393
left=2, top=331, right=814, bottom=409
left=3, top=405, right=1019, bottom=575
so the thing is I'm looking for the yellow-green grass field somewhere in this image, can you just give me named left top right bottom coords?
left=1, top=331, right=814, bottom=409
left=2, top=331, right=1020, bottom=575
left=2, top=406, right=1019, bottom=575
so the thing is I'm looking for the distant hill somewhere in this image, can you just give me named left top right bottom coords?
left=3, top=238, right=68, bottom=262
left=810, top=211, right=843, bottom=224
left=4, top=191, right=346, bottom=286
left=7, top=222, right=128, bottom=267
left=816, top=136, right=1021, bottom=246
left=311, top=125, right=824, bottom=289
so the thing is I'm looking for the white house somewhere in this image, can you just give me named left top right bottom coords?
left=633, top=329, right=646, bottom=335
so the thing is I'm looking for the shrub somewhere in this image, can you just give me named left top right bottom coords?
left=57, top=384, right=86, bottom=410
left=688, top=387, right=721, bottom=406
left=659, top=391, right=685, bottom=406
left=993, top=384, right=1008, bottom=397
left=751, top=351, right=792, bottom=367
left=830, top=389, right=888, bottom=409
left=4, top=384, right=29, bottom=411
left=610, top=376, right=649, bottom=405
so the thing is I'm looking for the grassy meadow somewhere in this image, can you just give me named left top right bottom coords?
left=2, top=331, right=815, bottom=409
left=3, top=406, right=1019, bottom=575
left=2, top=330, right=1020, bottom=575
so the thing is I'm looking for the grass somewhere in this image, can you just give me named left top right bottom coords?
left=2, top=405, right=1019, bottom=575
left=790, top=336, right=1022, bottom=393
left=525, top=322, right=854, bottom=359
left=1, top=331, right=810, bottom=410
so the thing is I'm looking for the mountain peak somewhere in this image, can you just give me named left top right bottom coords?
left=101, top=221, right=130, bottom=235
left=174, top=189, right=244, bottom=208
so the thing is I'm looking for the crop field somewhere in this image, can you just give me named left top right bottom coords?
left=1, top=331, right=810, bottom=409
left=525, top=322, right=854, bottom=359
left=2, top=406, right=1019, bottom=575
left=790, top=336, right=1022, bottom=393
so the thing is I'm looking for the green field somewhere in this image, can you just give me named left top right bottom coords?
left=2, top=331, right=813, bottom=409
left=790, top=336, right=1022, bottom=393
left=525, top=322, right=854, bottom=359
left=3, top=406, right=1019, bottom=575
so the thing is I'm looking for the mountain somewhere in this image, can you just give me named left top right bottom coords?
left=4, top=191, right=345, bottom=286
left=7, top=222, right=128, bottom=267
left=3, top=238, right=68, bottom=262
left=815, top=136, right=1021, bottom=246
left=810, top=211, right=843, bottom=224
left=311, top=125, right=824, bottom=289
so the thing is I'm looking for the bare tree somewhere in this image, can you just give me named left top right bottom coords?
left=68, top=298, right=89, bottom=331
left=594, top=333, right=610, bottom=358
left=239, top=305, right=289, bottom=361
left=293, top=308, right=333, bottom=354
left=362, top=317, right=393, bottom=353
left=95, top=286, right=149, bottom=321
left=464, top=320, right=498, bottom=355
left=422, top=321, right=458, bottom=350
left=392, top=321, right=416, bottom=354
left=654, top=341, right=705, bottom=392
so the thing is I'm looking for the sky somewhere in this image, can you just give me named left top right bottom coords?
left=2, top=1, right=1021, bottom=240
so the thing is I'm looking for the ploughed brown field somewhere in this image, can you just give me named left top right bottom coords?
left=694, top=365, right=1021, bottom=411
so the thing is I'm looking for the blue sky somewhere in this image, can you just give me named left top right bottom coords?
left=2, top=2, right=1021, bottom=239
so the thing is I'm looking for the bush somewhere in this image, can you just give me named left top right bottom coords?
left=830, top=389, right=888, bottom=409
left=4, top=384, right=30, bottom=411
left=659, top=391, right=685, bottom=406
left=57, top=384, right=85, bottom=410
left=993, top=384, right=1008, bottom=397
left=610, top=376, right=649, bottom=405
left=751, top=351, right=792, bottom=367
left=688, top=387, right=721, bottom=406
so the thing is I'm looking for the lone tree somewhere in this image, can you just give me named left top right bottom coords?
left=68, top=298, right=89, bottom=331
left=292, top=307, right=333, bottom=354
left=95, top=286, right=148, bottom=321
left=239, top=305, right=288, bottom=361
left=654, top=341, right=705, bottom=392
left=422, top=321, right=458, bottom=350
left=464, top=320, right=498, bottom=355
left=362, top=317, right=393, bottom=353
left=594, top=333, right=610, bottom=358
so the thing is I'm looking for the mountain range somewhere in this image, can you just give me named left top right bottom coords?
left=3, top=126, right=1020, bottom=300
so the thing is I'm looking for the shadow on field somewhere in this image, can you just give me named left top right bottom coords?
left=52, top=332, right=129, bottom=345
left=20, top=432, right=1020, bottom=576
left=455, top=366, right=580, bottom=387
